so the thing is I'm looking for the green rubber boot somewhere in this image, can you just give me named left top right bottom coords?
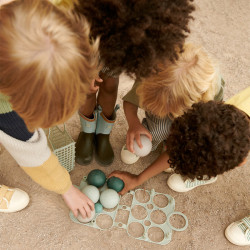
left=75, top=111, right=97, bottom=165
left=95, top=105, right=119, bottom=166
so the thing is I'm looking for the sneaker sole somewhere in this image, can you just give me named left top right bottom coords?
left=167, top=176, right=217, bottom=192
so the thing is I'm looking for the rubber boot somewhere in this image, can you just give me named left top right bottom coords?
left=75, top=111, right=97, bottom=165
left=95, top=105, right=119, bottom=166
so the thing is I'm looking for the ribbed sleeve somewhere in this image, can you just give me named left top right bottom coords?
left=0, top=128, right=72, bottom=194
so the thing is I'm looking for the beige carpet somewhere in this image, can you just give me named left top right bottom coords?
left=0, top=0, right=249, bottom=249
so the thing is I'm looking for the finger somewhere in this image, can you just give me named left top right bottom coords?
left=126, top=134, right=130, bottom=151
left=128, top=134, right=135, bottom=153
left=79, top=207, right=87, bottom=219
left=72, top=209, right=78, bottom=218
left=88, top=200, right=95, bottom=211
left=94, top=78, right=102, bottom=87
left=119, top=187, right=128, bottom=195
left=83, top=203, right=91, bottom=218
left=90, top=86, right=99, bottom=94
left=96, top=77, right=103, bottom=83
left=135, top=134, right=142, bottom=148
left=145, top=131, right=152, bottom=141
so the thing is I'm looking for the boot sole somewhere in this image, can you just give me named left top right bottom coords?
left=94, top=154, right=114, bottom=166
left=75, top=157, right=93, bottom=166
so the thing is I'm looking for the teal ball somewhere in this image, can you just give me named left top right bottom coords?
left=95, top=202, right=103, bottom=213
left=107, top=177, right=124, bottom=192
left=87, top=169, right=106, bottom=188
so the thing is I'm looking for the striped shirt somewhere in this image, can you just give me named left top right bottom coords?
left=123, top=79, right=224, bottom=151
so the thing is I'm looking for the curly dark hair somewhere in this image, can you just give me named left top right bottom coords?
left=75, top=0, right=195, bottom=78
left=166, top=101, right=250, bottom=180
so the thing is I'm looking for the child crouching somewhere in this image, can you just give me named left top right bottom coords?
left=110, top=100, right=249, bottom=194
left=0, top=0, right=99, bottom=217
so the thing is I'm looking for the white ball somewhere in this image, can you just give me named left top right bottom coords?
left=133, top=135, right=152, bottom=157
left=81, top=185, right=100, bottom=203
left=100, top=189, right=120, bottom=209
left=77, top=209, right=95, bottom=223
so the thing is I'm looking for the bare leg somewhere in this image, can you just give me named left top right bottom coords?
left=97, top=72, right=119, bottom=118
left=79, top=93, right=96, bottom=118
left=76, top=72, right=119, bottom=166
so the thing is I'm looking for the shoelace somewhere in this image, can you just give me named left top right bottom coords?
left=0, top=185, right=14, bottom=209
left=238, top=217, right=250, bottom=241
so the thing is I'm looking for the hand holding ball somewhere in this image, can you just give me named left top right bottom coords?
left=107, top=177, right=124, bottom=192
left=133, top=135, right=152, bottom=157
left=81, top=185, right=100, bottom=203
left=77, top=209, right=95, bottom=223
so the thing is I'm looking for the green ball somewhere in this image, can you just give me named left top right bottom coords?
left=87, top=169, right=106, bottom=188
left=95, top=202, right=103, bottom=213
left=107, top=177, right=124, bottom=192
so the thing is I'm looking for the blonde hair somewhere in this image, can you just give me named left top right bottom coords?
left=0, top=0, right=99, bottom=130
left=137, top=43, right=222, bottom=118
left=49, top=0, right=79, bottom=11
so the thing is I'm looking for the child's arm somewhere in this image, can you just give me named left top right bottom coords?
left=0, top=128, right=94, bottom=218
left=109, top=152, right=170, bottom=195
left=124, top=101, right=152, bottom=153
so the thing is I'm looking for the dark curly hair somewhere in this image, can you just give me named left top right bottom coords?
left=75, top=0, right=195, bottom=78
left=166, top=101, right=250, bottom=180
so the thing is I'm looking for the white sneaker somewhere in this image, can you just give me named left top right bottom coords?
left=225, top=216, right=250, bottom=246
left=164, top=168, right=175, bottom=173
left=167, top=174, right=217, bottom=192
left=0, top=185, right=29, bottom=213
left=120, top=145, right=140, bottom=164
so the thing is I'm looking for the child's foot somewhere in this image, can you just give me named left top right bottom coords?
left=121, top=145, right=140, bottom=164
left=167, top=174, right=217, bottom=192
left=0, top=185, right=29, bottom=213
left=225, top=216, right=250, bottom=246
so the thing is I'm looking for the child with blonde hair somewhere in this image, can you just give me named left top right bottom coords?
left=121, top=43, right=224, bottom=159
left=110, top=43, right=227, bottom=192
left=0, top=0, right=99, bottom=218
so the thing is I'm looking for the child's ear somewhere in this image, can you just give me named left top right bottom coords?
left=238, top=157, right=247, bottom=167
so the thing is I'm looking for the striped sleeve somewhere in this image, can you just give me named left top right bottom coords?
left=0, top=128, right=72, bottom=194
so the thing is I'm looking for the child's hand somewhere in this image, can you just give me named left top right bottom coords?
left=89, top=77, right=103, bottom=94
left=108, top=171, right=140, bottom=195
left=62, top=185, right=94, bottom=218
left=127, top=123, right=152, bottom=153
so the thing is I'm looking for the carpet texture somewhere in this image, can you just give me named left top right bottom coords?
left=0, top=0, right=249, bottom=249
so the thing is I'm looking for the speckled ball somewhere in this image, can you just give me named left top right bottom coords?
left=100, top=189, right=120, bottom=209
left=133, top=135, right=152, bottom=157
left=77, top=209, right=95, bottom=223
left=107, top=177, right=124, bottom=192
left=87, top=169, right=106, bottom=188
left=95, top=202, right=103, bottom=213
left=81, top=185, right=100, bottom=203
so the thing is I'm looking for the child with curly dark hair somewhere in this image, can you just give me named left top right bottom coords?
left=74, top=0, right=195, bottom=166
left=110, top=100, right=249, bottom=195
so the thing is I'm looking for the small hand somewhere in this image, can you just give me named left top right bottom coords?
left=108, top=171, right=140, bottom=195
left=127, top=123, right=152, bottom=153
left=62, top=185, right=94, bottom=218
left=89, top=77, right=103, bottom=94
